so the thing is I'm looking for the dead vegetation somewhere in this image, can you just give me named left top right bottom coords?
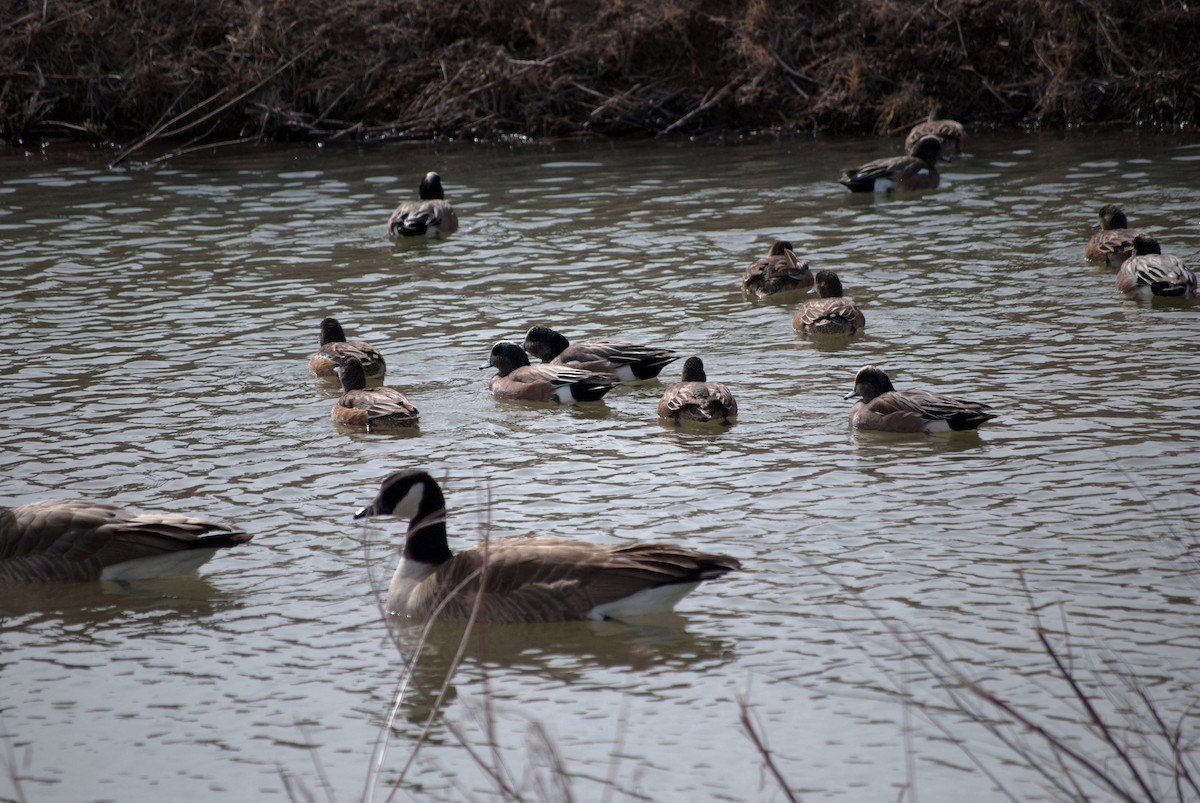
left=3, top=0, right=1196, bottom=146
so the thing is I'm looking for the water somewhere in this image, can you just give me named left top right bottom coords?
left=1, top=130, right=1198, bottom=802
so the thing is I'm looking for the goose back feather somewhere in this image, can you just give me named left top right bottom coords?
left=0, top=499, right=251, bottom=583
left=355, top=470, right=740, bottom=623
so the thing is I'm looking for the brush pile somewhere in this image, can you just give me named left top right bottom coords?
left=2, top=0, right=1197, bottom=146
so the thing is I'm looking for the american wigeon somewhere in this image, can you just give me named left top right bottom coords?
left=792, top=270, right=866, bottom=335
left=355, top=469, right=741, bottom=623
left=1115, top=236, right=1196, bottom=297
left=741, top=240, right=814, bottom=299
left=1085, top=204, right=1146, bottom=267
left=483, top=340, right=615, bottom=403
left=657, top=357, right=738, bottom=424
left=904, top=119, right=965, bottom=154
left=309, top=317, right=387, bottom=381
left=331, top=357, right=420, bottom=428
left=522, top=325, right=680, bottom=381
left=0, top=499, right=250, bottom=583
left=844, top=365, right=996, bottom=433
left=839, top=135, right=946, bottom=193
left=387, top=172, right=459, bottom=238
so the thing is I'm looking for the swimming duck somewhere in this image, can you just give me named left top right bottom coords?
left=1085, top=204, right=1145, bottom=267
left=839, top=135, right=946, bottom=193
left=1115, top=236, right=1196, bottom=297
left=844, top=366, right=996, bottom=433
left=522, top=326, right=680, bottom=381
left=657, top=357, right=738, bottom=424
left=331, top=357, right=420, bottom=428
left=387, top=172, right=459, bottom=238
left=741, top=240, right=814, bottom=299
left=792, top=270, right=866, bottom=336
left=309, top=317, right=387, bottom=381
left=355, top=469, right=741, bottom=623
left=483, top=340, right=615, bottom=403
left=0, top=499, right=250, bottom=583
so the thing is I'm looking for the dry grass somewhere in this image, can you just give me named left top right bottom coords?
left=2, top=0, right=1198, bottom=148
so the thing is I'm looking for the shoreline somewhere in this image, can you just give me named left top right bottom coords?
left=4, top=0, right=1197, bottom=150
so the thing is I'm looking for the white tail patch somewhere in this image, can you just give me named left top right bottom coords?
left=100, top=548, right=220, bottom=581
left=588, top=582, right=701, bottom=620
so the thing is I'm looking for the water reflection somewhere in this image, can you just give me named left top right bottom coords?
left=387, top=615, right=736, bottom=724
left=1, top=130, right=1198, bottom=802
left=0, top=575, right=242, bottom=629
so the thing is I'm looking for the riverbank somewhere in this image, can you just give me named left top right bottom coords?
left=3, top=0, right=1197, bottom=148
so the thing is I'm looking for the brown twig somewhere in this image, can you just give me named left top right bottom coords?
left=109, top=44, right=318, bottom=168
left=737, top=691, right=801, bottom=803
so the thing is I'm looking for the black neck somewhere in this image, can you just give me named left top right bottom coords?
left=320, top=318, right=347, bottom=345
left=404, top=512, right=452, bottom=565
left=339, top=359, right=367, bottom=391
left=680, top=357, right=707, bottom=382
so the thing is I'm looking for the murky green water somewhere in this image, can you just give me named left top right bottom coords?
left=1, top=130, right=1198, bottom=802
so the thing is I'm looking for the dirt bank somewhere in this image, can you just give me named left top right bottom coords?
left=2, top=0, right=1197, bottom=149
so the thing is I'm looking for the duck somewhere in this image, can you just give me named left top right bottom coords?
left=354, top=469, right=741, bottom=623
left=740, top=240, right=814, bottom=299
left=657, top=357, right=738, bottom=424
left=1085, top=204, right=1145, bottom=267
left=0, top=499, right=251, bottom=583
left=839, top=135, right=946, bottom=193
left=844, top=365, right=996, bottom=433
left=1115, top=236, right=1196, bottom=297
left=792, top=270, right=866, bottom=336
left=522, top=325, right=680, bottom=382
left=308, top=317, right=387, bottom=381
left=331, top=357, right=420, bottom=428
left=482, top=340, right=615, bottom=403
left=387, top=172, right=459, bottom=238
left=904, top=119, right=965, bottom=155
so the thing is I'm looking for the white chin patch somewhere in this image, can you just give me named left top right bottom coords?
left=395, top=482, right=425, bottom=518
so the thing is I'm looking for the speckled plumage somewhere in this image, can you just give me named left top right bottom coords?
left=484, top=340, right=615, bottom=403
left=741, top=240, right=814, bottom=299
left=309, top=317, right=386, bottom=381
left=387, top=172, right=458, bottom=238
left=845, top=365, right=996, bottom=433
left=657, top=357, right=738, bottom=424
left=840, top=135, right=944, bottom=193
left=331, top=357, right=419, bottom=428
left=793, top=270, right=865, bottom=336
left=522, top=326, right=679, bottom=381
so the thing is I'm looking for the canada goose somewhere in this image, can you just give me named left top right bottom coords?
left=482, top=340, right=615, bottom=403
left=522, top=325, right=680, bottom=381
left=1115, top=236, right=1196, bottom=297
left=844, top=365, right=996, bottom=433
left=839, top=135, right=946, bottom=193
left=904, top=119, right=965, bottom=155
left=1085, top=204, right=1145, bottom=267
left=331, top=357, right=420, bottom=428
left=792, top=270, right=866, bottom=335
left=309, top=317, right=387, bottom=381
left=657, top=357, right=738, bottom=424
left=0, top=499, right=251, bottom=583
left=387, top=172, right=459, bottom=238
left=355, top=469, right=741, bottom=623
left=741, top=240, right=814, bottom=299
